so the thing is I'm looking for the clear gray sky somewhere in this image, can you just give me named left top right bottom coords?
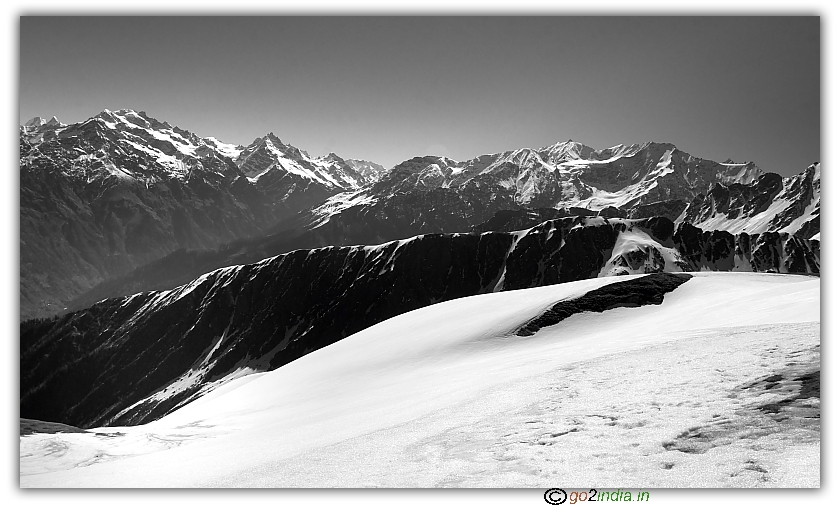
left=20, top=16, right=819, bottom=176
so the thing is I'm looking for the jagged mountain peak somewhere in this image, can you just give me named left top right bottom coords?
left=248, top=133, right=311, bottom=160
left=234, top=133, right=381, bottom=191
left=263, top=132, right=283, bottom=144
left=23, top=116, right=46, bottom=128
left=262, top=132, right=289, bottom=146
left=23, top=115, right=65, bottom=129
left=538, top=139, right=596, bottom=161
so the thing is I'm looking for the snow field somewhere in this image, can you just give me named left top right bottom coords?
left=20, top=273, right=819, bottom=487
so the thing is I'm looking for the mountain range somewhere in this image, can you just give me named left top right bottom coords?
left=20, top=110, right=820, bottom=320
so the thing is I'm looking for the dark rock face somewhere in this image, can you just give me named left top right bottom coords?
left=672, top=225, right=743, bottom=271
left=597, top=206, right=626, bottom=218
left=794, top=213, right=820, bottom=241
left=698, top=173, right=784, bottom=220
left=20, top=419, right=88, bottom=436
left=21, top=216, right=819, bottom=429
left=626, top=199, right=687, bottom=221
left=672, top=223, right=820, bottom=275
left=636, top=216, right=676, bottom=242
left=20, top=111, right=380, bottom=320
left=500, top=219, right=619, bottom=290
left=472, top=208, right=572, bottom=233
left=515, top=273, right=692, bottom=336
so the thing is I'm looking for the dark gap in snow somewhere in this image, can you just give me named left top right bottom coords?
left=762, top=374, right=784, bottom=389
left=514, top=273, right=692, bottom=337
left=759, top=370, right=821, bottom=416
left=793, top=370, right=820, bottom=401
left=20, top=418, right=87, bottom=436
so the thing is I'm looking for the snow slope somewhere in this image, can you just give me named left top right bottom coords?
left=20, top=272, right=819, bottom=487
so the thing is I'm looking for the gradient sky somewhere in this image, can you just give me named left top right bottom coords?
left=19, top=16, right=819, bottom=176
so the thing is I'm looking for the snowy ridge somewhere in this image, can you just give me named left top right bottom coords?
left=21, top=273, right=819, bottom=487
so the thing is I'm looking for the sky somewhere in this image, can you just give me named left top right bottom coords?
left=19, top=16, right=819, bottom=176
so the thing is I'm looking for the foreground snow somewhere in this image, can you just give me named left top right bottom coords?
left=20, top=272, right=819, bottom=487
